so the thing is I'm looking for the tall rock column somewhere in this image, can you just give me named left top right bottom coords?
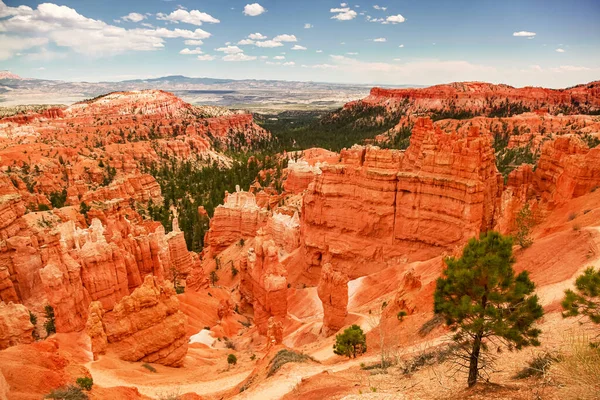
left=317, top=263, right=349, bottom=336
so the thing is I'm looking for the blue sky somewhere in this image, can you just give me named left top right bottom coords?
left=0, top=0, right=599, bottom=87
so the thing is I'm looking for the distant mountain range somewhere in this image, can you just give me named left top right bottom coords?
left=0, top=71, right=421, bottom=112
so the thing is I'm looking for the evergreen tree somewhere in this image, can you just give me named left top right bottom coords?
left=333, top=324, right=367, bottom=358
left=434, top=231, right=543, bottom=387
left=43, top=305, right=56, bottom=336
left=562, top=267, right=600, bottom=324
left=515, top=204, right=535, bottom=248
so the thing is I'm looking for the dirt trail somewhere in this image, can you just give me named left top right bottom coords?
left=86, top=361, right=251, bottom=398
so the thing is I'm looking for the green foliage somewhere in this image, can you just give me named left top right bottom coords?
left=143, top=153, right=284, bottom=252
left=44, top=305, right=56, bottom=336
left=515, top=203, right=535, bottom=248
left=496, top=145, right=539, bottom=180
left=29, top=311, right=39, bottom=340
left=141, top=363, right=157, bottom=373
left=231, top=264, right=239, bottom=277
left=227, top=353, right=237, bottom=365
left=268, top=349, right=314, bottom=377
left=45, top=385, right=87, bottom=400
left=38, top=204, right=51, bottom=211
left=434, top=231, right=544, bottom=387
left=79, top=202, right=91, bottom=220
left=76, top=377, right=93, bottom=391
left=562, top=267, right=600, bottom=324
left=49, top=189, right=68, bottom=209
left=582, top=134, right=600, bottom=149
left=258, top=105, right=405, bottom=153
left=488, top=99, right=531, bottom=118
left=397, top=310, right=408, bottom=321
left=101, top=163, right=117, bottom=186
left=379, top=124, right=413, bottom=150
left=333, top=324, right=367, bottom=359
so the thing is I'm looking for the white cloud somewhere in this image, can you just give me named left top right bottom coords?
left=23, top=47, right=67, bottom=61
left=549, top=65, right=590, bottom=72
left=283, top=61, right=295, bottom=66
left=331, top=7, right=357, bottom=21
left=373, top=5, right=387, bottom=11
left=122, top=12, right=146, bottom=23
left=185, top=39, right=204, bottom=45
left=223, top=53, right=257, bottom=61
left=373, top=38, right=386, bottom=42
left=385, top=14, right=405, bottom=24
left=513, top=31, right=536, bottom=37
left=255, top=40, right=284, bottom=48
left=248, top=32, right=267, bottom=40
left=216, top=45, right=243, bottom=54
left=347, top=52, right=359, bottom=55
left=0, top=2, right=212, bottom=57
left=179, top=47, right=203, bottom=55
left=316, top=50, right=323, bottom=53
left=273, top=34, right=297, bottom=42
left=197, top=54, right=215, bottom=61
left=555, top=48, right=565, bottom=53
left=399, top=44, right=404, bottom=48
left=291, top=45, right=307, bottom=50
left=304, top=23, right=313, bottom=29
left=340, top=3, right=348, bottom=6
left=273, top=55, right=285, bottom=60
left=0, top=34, right=48, bottom=60
left=238, top=39, right=256, bottom=45
left=243, top=3, right=266, bottom=16
left=302, top=63, right=338, bottom=69
left=156, top=9, right=219, bottom=26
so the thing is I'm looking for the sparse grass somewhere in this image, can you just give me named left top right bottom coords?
left=553, top=335, right=600, bottom=399
left=45, top=385, right=88, bottom=400
left=401, top=345, right=454, bottom=375
left=142, top=363, right=157, bottom=373
left=418, top=315, right=444, bottom=337
left=268, top=349, right=316, bottom=377
left=514, top=352, right=559, bottom=379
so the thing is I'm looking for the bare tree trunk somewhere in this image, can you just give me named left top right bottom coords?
left=468, top=333, right=482, bottom=387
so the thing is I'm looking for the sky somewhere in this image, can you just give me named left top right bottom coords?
left=0, top=0, right=599, bottom=88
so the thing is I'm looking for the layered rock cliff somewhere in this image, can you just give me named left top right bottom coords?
left=86, top=275, right=188, bottom=366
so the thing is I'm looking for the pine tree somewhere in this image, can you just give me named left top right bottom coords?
left=562, top=267, right=600, bottom=324
left=333, top=324, right=367, bottom=358
left=434, top=231, right=544, bottom=387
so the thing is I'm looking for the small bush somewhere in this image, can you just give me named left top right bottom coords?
left=231, top=265, right=239, bottom=277
left=76, top=377, right=93, bottom=391
left=29, top=311, right=39, bottom=340
left=45, top=385, right=88, bottom=400
left=360, top=360, right=393, bottom=370
left=44, top=305, right=56, bottom=336
left=250, top=354, right=256, bottom=361
left=268, top=349, right=314, bottom=377
left=142, top=363, right=157, bottom=373
left=225, top=340, right=236, bottom=350
left=227, top=353, right=237, bottom=366
left=203, top=326, right=211, bottom=331
left=210, top=271, right=219, bottom=286
left=553, top=335, right=600, bottom=400
left=333, top=324, right=367, bottom=358
left=397, top=310, right=408, bottom=321
left=514, top=352, right=558, bottom=379
left=568, top=212, right=578, bottom=221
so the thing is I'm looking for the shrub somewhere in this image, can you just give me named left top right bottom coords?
left=333, top=325, right=367, bottom=359
left=29, top=311, right=39, bottom=340
left=225, top=340, right=236, bottom=350
left=562, top=267, right=600, bottom=324
left=45, top=385, right=88, bottom=400
left=268, top=349, right=314, bottom=377
left=514, top=352, right=558, bottom=379
left=397, top=310, right=408, bottom=321
left=434, top=231, right=544, bottom=387
left=76, top=377, right=93, bottom=391
left=209, top=271, right=219, bottom=286
left=142, top=363, right=157, bottom=373
left=44, top=305, right=56, bottom=336
left=231, top=265, right=239, bottom=277
left=515, top=204, right=535, bottom=248
left=227, top=354, right=237, bottom=366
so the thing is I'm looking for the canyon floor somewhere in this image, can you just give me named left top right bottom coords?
left=0, top=80, right=599, bottom=400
